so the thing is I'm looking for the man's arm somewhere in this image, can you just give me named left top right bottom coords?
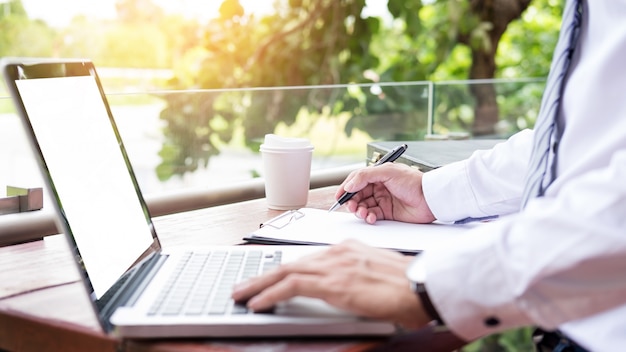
left=420, top=148, right=626, bottom=343
left=423, top=129, right=533, bottom=222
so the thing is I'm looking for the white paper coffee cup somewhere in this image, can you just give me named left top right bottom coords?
left=260, top=134, right=314, bottom=210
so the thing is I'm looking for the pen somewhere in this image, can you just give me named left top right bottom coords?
left=328, top=143, right=408, bottom=212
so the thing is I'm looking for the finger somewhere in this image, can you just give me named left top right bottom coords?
left=246, top=273, right=331, bottom=312
left=334, top=184, right=348, bottom=200
left=337, top=168, right=390, bottom=206
left=234, top=242, right=411, bottom=313
left=334, top=170, right=361, bottom=199
left=349, top=183, right=395, bottom=223
left=355, top=204, right=384, bottom=224
left=344, top=165, right=396, bottom=193
left=232, top=247, right=337, bottom=301
left=246, top=252, right=376, bottom=313
left=231, top=266, right=288, bottom=302
left=350, top=188, right=385, bottom=221
left=238, top=243, right=419, bottom=324
left=250, top=265, right=411, bottom=323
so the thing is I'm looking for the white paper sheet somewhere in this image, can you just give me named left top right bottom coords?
left=245, top=208, right=489, bottom=254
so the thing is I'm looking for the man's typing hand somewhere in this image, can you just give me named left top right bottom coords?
left=232, top=240, right=432, bottom=329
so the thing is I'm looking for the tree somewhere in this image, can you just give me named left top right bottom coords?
left=98, top=0, right=188, bottom=68
left=0, top=0, right=26, bottom=18
left=460, top=0, right=532, bottom=135
left=157, top=0, right=563, bottom=180
left=422, top=0, right=563, bottom=135
left=102, top=23, right=169, bottom=68
left=0, top=0, right=55, bottom=58
left=384, top=0, right=534, bottom=135
left=157, top=0, right=380, bottom=179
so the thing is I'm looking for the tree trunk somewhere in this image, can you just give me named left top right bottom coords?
left=460, top=0, right=532, bottom=136
left=469, top=45, right=499, bottom=135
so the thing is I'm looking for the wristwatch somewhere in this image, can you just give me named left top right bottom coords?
left=406, top=254, right=447, bottom=328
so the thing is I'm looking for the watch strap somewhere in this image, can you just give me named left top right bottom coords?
left=416, top=283, right=445, bottom=326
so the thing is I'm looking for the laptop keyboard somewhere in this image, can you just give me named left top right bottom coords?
left=148, top=250, right=282, bottom=316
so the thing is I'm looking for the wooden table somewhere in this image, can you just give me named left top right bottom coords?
left=0, top=186, right=464, bottom=352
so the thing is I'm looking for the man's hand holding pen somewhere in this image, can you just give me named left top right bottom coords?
left=328, top=143, right=408, bottom=212
left=333, top=162, right=436, bottom=225
left=328, top=143, right=435, bottom=225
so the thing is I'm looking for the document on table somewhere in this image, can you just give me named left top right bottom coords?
left=243, top=207, right=486, bottom=255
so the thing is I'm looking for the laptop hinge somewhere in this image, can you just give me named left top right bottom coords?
left=97, top=252, right=168, bottom=331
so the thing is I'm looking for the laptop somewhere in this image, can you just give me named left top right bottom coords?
left=1, top=58, right=396, bottom=338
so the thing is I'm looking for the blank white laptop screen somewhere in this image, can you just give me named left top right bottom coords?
left=15, top=75, right=153, bottom=298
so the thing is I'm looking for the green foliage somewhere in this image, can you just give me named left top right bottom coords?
left=55, top=17, right=106, bottom=60
left=152, top=0, right=564, bottom=180
left=428, top=0, right=562, bottom=137
left=102, top=24, right=169, bottom=68
left=0, top=15, right=55, bottom=57
left=463, top=327, right=535, bottom=352
left=156, top=90, right=234, bottom=178
left=0, top=0, right=26, bottom=19
left=344, top=83, right=429, bottom=141
left=0, top=0, right=563, bottom=184
left=497, top=0, right=564, bottom=78
left=156, top=0, right=381, bottom=180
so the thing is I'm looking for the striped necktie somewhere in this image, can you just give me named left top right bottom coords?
left=520, top=0, right=583, bottom=209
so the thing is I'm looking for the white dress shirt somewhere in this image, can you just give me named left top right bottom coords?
left=418, top=1, right=626, bottom=350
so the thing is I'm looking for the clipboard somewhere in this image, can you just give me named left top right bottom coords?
left=243, top=208, right=484, bottom=255
left=367, top=139, right=504, bottom=172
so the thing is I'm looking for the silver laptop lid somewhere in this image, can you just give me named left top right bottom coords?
left=1, top=58, right=160, bottom=316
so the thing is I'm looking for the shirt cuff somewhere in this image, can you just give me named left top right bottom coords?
left=422, top=161, right=490, bottom=222
left=418, top=218, right=534, bottom=341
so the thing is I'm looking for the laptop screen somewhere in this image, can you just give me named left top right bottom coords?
left=4, top=60, right=156, bottom=298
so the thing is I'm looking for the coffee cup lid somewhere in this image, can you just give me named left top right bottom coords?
left=260, top=134, right=313, bottom=150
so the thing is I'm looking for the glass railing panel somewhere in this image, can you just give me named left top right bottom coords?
left=0, top=96, right=50, bottom=209
left=431, top=78, right=546, bottom=139
left=1, top=78, right=546, bottom=205
left=105, top=82, right=432, bottom=195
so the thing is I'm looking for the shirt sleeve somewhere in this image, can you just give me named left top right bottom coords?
left=417, top=146, right=626, bottom=342
left=422, top=129, right=533, bottom=222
